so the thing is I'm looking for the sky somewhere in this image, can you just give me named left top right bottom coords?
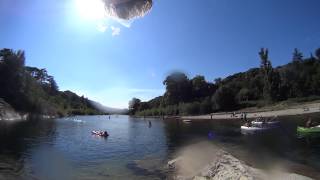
left=0, top=0, right=320, bottom=108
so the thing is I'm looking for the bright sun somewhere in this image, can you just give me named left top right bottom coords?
left=75, top=0, right=106, bottom=20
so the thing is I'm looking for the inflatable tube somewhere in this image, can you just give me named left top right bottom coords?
left=91, top=130, right=109, bottom=137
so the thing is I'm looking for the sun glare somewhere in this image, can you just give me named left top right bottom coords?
left=75, top=0, right=106, bottom=20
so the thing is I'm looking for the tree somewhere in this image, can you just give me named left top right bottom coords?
left=129, top=98, right=141, bottom=114
left=212, top=85, right=237, bottom=111
left=237, top=88, right=250, bottom=102
left=214, top=78, right=222, bottom=86
left=259, top=48, right=274, bottom=102
left=48, top=76, right=59, bottom=93
left=191, top=75, right=210, bottom=99
left=292, top=48, right=303, bottom=62
left=0, top=49, right=27, bottom=111
left=163, top=72, right=191, bottom=105
left=316, top=48, right=320, bottom=60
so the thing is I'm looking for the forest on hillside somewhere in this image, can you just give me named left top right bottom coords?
left=130, top=48, right=320, bottom=116
left=0, top=48, right=104, bottom=117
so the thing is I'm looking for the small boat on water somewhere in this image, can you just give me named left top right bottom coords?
left=251, top=120, right=280, bottom=126
left=182, top=119, right=192, bottom=123
left=91, top=130, right=109, bottom=137
left=251, top=117, right=280, bottom=127
left=241, top=126, right=273, bottom=135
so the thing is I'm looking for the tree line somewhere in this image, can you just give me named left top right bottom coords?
left=129, top=48, right=320, bottom=116
left=0, top=48, right=104, bottom=116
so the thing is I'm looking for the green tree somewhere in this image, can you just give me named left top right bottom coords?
left=0, top=49, right=28, bottom=111
left=129, top=98, right=141, bottom=114
left=259, top=48, right=274, bottom=102
left=191, top=75, right=210, bottom=99
left=163, top=72, right=191, bottom=105
left=237, top=88, right=250, bottom=102
left=47, top=76, right=59, bottom=94
left=212, top=85, right=237, bottom=111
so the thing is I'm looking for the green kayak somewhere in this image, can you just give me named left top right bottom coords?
left=297, top=126, right=320, bottom=135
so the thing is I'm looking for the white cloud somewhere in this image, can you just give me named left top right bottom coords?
left=111, top=26, right=121, bottom=36
left=97, top=23, right=108, bottom=32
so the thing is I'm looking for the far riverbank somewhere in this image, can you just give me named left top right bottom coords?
left=181, top=102, right=320, bottom=120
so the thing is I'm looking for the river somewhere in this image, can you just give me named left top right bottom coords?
left=0, top=115, right=320, bottom=179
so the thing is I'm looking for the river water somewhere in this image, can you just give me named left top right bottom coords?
left=0, top=115, right=320, bottom=179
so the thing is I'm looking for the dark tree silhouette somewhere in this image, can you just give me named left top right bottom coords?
left=316, top=48, right=320, bottom=60
left=292, top=48, right=303, bottom=62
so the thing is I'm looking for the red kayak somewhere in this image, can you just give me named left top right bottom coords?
left=91, top=130, right=109, bottom=137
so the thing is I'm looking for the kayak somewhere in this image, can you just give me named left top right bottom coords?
left=297, top=126, right=320, bottom=134
left=241, top=126, right=273, bottom=135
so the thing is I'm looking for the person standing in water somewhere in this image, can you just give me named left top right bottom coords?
left=148, top=120, right=152, bottom=128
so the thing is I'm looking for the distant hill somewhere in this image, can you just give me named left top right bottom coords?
left=0, top=48, right=106, bottom=117
left=89, top=101, right=128, bottom=114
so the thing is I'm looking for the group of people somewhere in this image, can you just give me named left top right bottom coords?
left=230, top=112, right=248, bottom=120
left=243, top=116, right=276, bottom=127
left=92, top=130, right=109, bottom=137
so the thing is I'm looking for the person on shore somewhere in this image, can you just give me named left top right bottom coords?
left=305, top=117, right=314, bottom=128
left=243, top=113, right=251, bottom=127
left=244, top=120, right=252, bottom=127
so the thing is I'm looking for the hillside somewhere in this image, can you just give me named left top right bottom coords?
left=0, top=48, right=105, bottom=117
left=130, top=48, right=320, bottom=116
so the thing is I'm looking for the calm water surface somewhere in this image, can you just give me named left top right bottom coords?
left=0, top=115, right=320, bottom=179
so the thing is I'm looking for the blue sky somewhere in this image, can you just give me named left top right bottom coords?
left=0, top=0, right=319, bottom=108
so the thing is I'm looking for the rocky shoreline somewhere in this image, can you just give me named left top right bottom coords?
left=0, top=99, right=28, bottom=121
left=0, top=99, right=57, bottom=121
left=167, top=142, right=313, bottom=180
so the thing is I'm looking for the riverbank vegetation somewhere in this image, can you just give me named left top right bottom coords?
left=130, top=48, right=320, bottom=116
left=0, top=48, right=104, bottom=117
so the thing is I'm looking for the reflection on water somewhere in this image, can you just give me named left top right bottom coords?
left=0, top=115, right=320, bottom=179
